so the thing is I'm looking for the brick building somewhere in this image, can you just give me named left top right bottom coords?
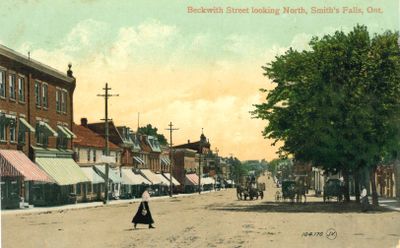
left=0, top=44, right=89, bottom=207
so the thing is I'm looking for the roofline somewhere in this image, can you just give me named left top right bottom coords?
left=0, top=44, right=74, bottom=83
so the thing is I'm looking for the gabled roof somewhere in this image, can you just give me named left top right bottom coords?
left=147, top=135, right=161, bottom=153
left=87, top=121, right=123, bottom=146
left=73, top=123, right=120, bottom=150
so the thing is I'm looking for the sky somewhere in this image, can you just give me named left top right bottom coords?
left=0, top=0, right=398, bottom=161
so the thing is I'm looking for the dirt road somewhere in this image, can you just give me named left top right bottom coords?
left=2, top=175, right=400, bottom=248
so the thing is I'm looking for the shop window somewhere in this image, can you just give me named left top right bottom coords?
left=34, top=81, right=41, bottom=106
left=0, top=70, right=5, bottom=98
left=9, top=74, right=16, bottom=100
left=18, top=77, right=25, bottom=102
left=77, top=183, right=81, bottom=195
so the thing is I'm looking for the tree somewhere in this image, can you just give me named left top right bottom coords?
left=137, top=124, right=168, bottom=145
left=252, top=25, right=400, bottom=205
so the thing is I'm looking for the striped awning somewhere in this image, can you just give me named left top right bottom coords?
left=133, top=156, right=145, bottom=164
left=81, top=167, right=104, bottom=184
left=185, top=173, right=199, bottom=186
left=121, top=168, right=151, bottom=185
left=139, top=169, right=163, bottom=185
left=160, top=157, right=170, bottom=166
left=0, top=150, right=52, bottom=182
left=162, top=173, right=181, bottom=186
left=36, top=158, right=89, bottom=185
left=94, top=165, right=123, bottom=183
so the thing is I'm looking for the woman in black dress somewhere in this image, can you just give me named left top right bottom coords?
left=132, top=187, right=155, bottom=229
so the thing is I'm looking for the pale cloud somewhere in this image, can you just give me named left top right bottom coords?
left=14, top=18, right=326, bottom=160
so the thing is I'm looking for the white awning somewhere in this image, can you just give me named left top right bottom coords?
left=40, top=121, right=58, bottom=137
left=57, top=125, right=71, bottom=138
left=161, top=157, right=170, bottom=166
left=63, top=126, right=77, bottom=138
left=19, top=118, right=35, bottom=132
left=121, top=168, right=151, bottom=185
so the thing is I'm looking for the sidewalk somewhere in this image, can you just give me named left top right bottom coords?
left=349, top=196, right=400, bottom=211
left=378, top=197, right=400, bottom=211
left=1, top=189, right=224, bottom=216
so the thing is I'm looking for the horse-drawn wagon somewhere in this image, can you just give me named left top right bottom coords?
left=275, top=180, right=306, bottom=203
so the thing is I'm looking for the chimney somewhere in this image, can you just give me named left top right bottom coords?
left=188, top=139, right=190, bottom=144
left=81, top=118, right=88, bottom=127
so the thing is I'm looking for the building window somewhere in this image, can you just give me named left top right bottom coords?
left=87, top=149, right=91, bottom=162
left=75, top=148, right=80, bottom=162
left=61, top=90, right=67, bottom=113
left=9, top=125, right=16, bottom=143
left=35, top=123, right=48, bottom=147
left=42, top=84, right=48, bottom=108
left=18, top=126, right=25, bottom=145
left=0, top=122, right=6, bottom=141
left=35, top=81, right=41, bottom=106
left=56, top=90, right=60, bottom=112
left=9, top=74, right=16, bottom=100
left=57, top=135, right=67, bottom=149
left=93, top=150, right=96, bottom=163
left=18, top=77, right=25, bottom=102
left=0, top=70, right=5, bottom=98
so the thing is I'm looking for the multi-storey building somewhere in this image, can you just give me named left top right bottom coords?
left=0, top=44, right=89, bottom=207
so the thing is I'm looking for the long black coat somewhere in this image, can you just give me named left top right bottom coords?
left=132, top=201, right=154, bottom=224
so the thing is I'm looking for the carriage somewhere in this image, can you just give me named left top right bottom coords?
left=236, top=183, right=264, bottom=200
left=323, top=179, right=344, bottom=202
left=275, top=180, right=306, bottom=203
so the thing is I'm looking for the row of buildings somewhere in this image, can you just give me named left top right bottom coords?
left=0, top=44, right=233, bottom=209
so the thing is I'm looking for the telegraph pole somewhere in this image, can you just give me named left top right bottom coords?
left=97, top=83, right=118, bottom=204
left=165, top=122, right=179, bottom=197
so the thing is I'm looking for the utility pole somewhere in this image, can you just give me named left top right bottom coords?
left=198, top=128, right=204, bottom=194
left=97, top=83, right=118, bottom=204
left=165, top=122, right=179, bottom=197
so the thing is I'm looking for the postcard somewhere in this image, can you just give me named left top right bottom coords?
left=0, top=0, right=399, bottom=247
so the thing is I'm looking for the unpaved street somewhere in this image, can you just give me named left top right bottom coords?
left=2, top=176, right=400, bottom=248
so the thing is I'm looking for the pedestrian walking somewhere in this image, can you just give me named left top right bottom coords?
left=132, top=187, right=155, bottom=229
left=361, top=185, right=369, bottom=212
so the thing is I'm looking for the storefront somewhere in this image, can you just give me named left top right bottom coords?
left=80, top=166, right=105, bottom=202
left=94, top=165, right=123, bottom=199
left=0, top=150, right=53, bottom=209
left=120, top=168, right=151, bottom=198
left=35, top=157, right=90, bottom=206
left=184, top=173, right=199, bottom=193
left=138, top=169, right=163, bottom=196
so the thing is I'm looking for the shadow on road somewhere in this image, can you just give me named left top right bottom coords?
left=209, top=201, right=393, bottom=213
